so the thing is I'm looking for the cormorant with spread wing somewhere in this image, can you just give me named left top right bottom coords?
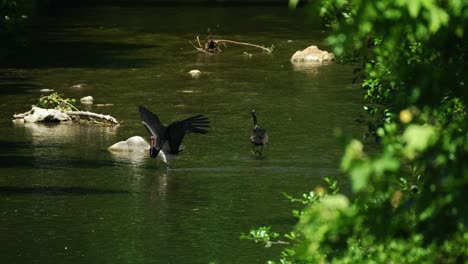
left=250, top=109, right=268, bottom=156
left=138, top=106, right=210, bottom=157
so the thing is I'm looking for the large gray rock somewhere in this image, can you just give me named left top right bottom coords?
left=291, top=45, right=335, bottom=63
left=108, top=136, right=150, bottom=152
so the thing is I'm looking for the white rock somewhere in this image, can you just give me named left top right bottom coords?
left=49, top=109, right=70, bottom=121
left=108, top=136, right=168, bottom=164
left=24, top=112, right=39, bottom=123
left=40, top=89, right=54, bottom=93
left=80, top=96, right=94, bottom=104
left=22, top=107, right=71, bottom=123
left=291, top=45, right=335, bottom=63
left=188, top=70, right=201, bottom=78
left=12, top=118, right=25, bottom=125
left=108, top=136, right=150, bottom=152
left=71, top=83, right=86, bottom=89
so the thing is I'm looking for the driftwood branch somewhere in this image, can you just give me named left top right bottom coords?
left=269, top=240, right=290, bottom=245
left=196, top=35, right=203, bottom=47
left=191, top=35, right=273, bottom=54
left=215, top=39, right=273, bottom=53
left=13, top=108, right=33, bottom=118
left=65, top=111, right=119, bottom=124
left=190, top=40, right=214, bottom=55
left=13, top=107, right=119, bottom=126
left=13, top=93, right=120, bottom=126
left=63, top=100, right=80, bottom=111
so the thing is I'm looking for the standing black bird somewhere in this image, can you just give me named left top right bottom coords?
left=138, top=106, right=210, bottom=157
left=250, top=109, right=268, bottom=156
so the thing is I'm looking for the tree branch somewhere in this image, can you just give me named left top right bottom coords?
left=13, top=108, right=33, bottom=118
left=65, top=111, right=119, bottom=125
left=189, top=41, right=214, bottom=55
left=191, top=36, right=273, bottom=53
left=215, top=39, right=273, bottom=53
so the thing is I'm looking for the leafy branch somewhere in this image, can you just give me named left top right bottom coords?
left=14, top=92, right=119, bottom=125
left=240, top=226, right=290, bottom=248
left=37, top=92, right=78, bottom=112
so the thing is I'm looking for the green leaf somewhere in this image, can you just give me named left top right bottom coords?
left=403, top=125, right=436, bottom=158
left=408, top=0, right=421, bottom=18
left=288, top=0, right=299, bottom=9
left=341, top=139, right=364, bottom=170
left=349, top=160, right=371, bottom=192
left=429, top=7, right=449, bottom=33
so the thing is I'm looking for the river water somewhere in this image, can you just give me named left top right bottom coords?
left=0, top=5, right=364, bottom=263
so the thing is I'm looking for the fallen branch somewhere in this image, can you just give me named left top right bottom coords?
left=13, top=108, right=33, bottom=119
left=191, top=35, right=274, bottom=54
left=13, top=107, right=120, bottom=126
left=269, top=240, right=290, bottom=245
left=215, top=39, right=273, bottom=53
left=65, top=111, right=119, bottom=125
left=190, top=40, right=214, bottom=55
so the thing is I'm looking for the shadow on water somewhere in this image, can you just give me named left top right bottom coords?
left=0, top=41, right=160, bottom=69
left=0, top=140, right=31, bottom=150
left=0, top=72, right=40, bottom=95
left=0, top=186, right=131, bottom=196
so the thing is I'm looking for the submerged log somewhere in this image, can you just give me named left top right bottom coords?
left=13, top=106, right=71, bottom=123
left=13, top=106, right=119, bottom=125
left=66, top=111, right=118, bottom=124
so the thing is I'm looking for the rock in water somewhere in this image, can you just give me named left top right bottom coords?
left=290, top=45, right=335, bottom=63
left=108, top=136, right=167, bottom=164
left=80, top=96, right=94, bottom=104
left=71, top=83, right=86, bottom=89
left=108, top=136, right=149, bottom=152
left=188, top=70, right=201, bottom=78
left=40, top=89, right=54, bottom=93
left=22, top=107, right=71, bottom=123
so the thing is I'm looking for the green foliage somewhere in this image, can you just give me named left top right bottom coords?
left=243, top=0, right=468, bottom=263
left=323, top=176, right=340, bottom=194
left=37, top=92, right=77, bottom=112
left=240, top=226, right=281, bottom=248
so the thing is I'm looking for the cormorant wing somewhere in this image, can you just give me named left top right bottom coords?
left=138, top=106, right=167, bottom=149
left=180, top=115, right=210, bottom=134
left=166, top=115, right=210, bottom=154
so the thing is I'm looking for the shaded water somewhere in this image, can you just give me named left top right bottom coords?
left=0, top=5, right=364, bottom=263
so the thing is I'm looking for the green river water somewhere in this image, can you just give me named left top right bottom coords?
left=0, top=5, right=365, bottom=263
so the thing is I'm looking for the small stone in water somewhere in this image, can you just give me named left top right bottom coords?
left=71, top=83, right=86, bottom=89
left=188, top=70, right=201, bottom=78
left=80, top=96, right=94, bottom=104
left=40, top=89, right=54, bottom=93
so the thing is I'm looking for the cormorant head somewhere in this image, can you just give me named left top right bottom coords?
left=149, top=135, right=160, bottom=158
left=251, top=109, right=258, bottom=126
